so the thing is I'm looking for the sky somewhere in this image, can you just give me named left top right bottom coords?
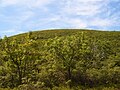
left=0, top=0, right=120, bottom=37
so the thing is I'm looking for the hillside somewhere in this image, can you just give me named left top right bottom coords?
left=0, top=29, right=120, bottom=90
left=10, top=29, right=120, bottom=39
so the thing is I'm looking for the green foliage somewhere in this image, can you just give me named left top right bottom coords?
left=0, top=29, right=119, bottom=90
left=0, top=34, right=40, bottom=88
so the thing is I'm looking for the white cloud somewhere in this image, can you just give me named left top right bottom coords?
left=91, top=18, right=111, bottom=27
left=0, top=10, right=34, bottom=25
left=1, top=29, right=17, bottom=33
left=58, top=0, right=119, bottom=29
left=17, top=11, right=35, bottom=23
left=0, top=0, right=19, bottom=6
left=65, top=18, right=87, bottom=28
left=0, top=0, right=54, bottom=8
left=60, top=0, right=108, bottom=16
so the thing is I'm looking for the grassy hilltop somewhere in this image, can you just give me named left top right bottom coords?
left=0, top=29, right=120, bottom=90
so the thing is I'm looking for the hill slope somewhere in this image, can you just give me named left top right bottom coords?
left=0, top=29, right=120, bottom=90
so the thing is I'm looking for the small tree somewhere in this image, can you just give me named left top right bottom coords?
left=0, top=34, right=39, bottom=88
left=46, top=32, right=91, bottom=87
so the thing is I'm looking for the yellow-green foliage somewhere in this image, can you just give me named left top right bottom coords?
left=0, top=29, right=120, bottom=90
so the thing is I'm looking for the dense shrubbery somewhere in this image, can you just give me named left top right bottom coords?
left=0, top=30, right=120, bottom=90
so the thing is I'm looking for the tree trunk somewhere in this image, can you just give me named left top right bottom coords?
left=17, top=66, right=22, bottom=85
left=68, top=67, right=71, bottom=80
left=68, top=66, right=72, bottom=88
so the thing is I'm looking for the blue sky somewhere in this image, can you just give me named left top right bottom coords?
left=0, top=0, right=120, bottom=37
